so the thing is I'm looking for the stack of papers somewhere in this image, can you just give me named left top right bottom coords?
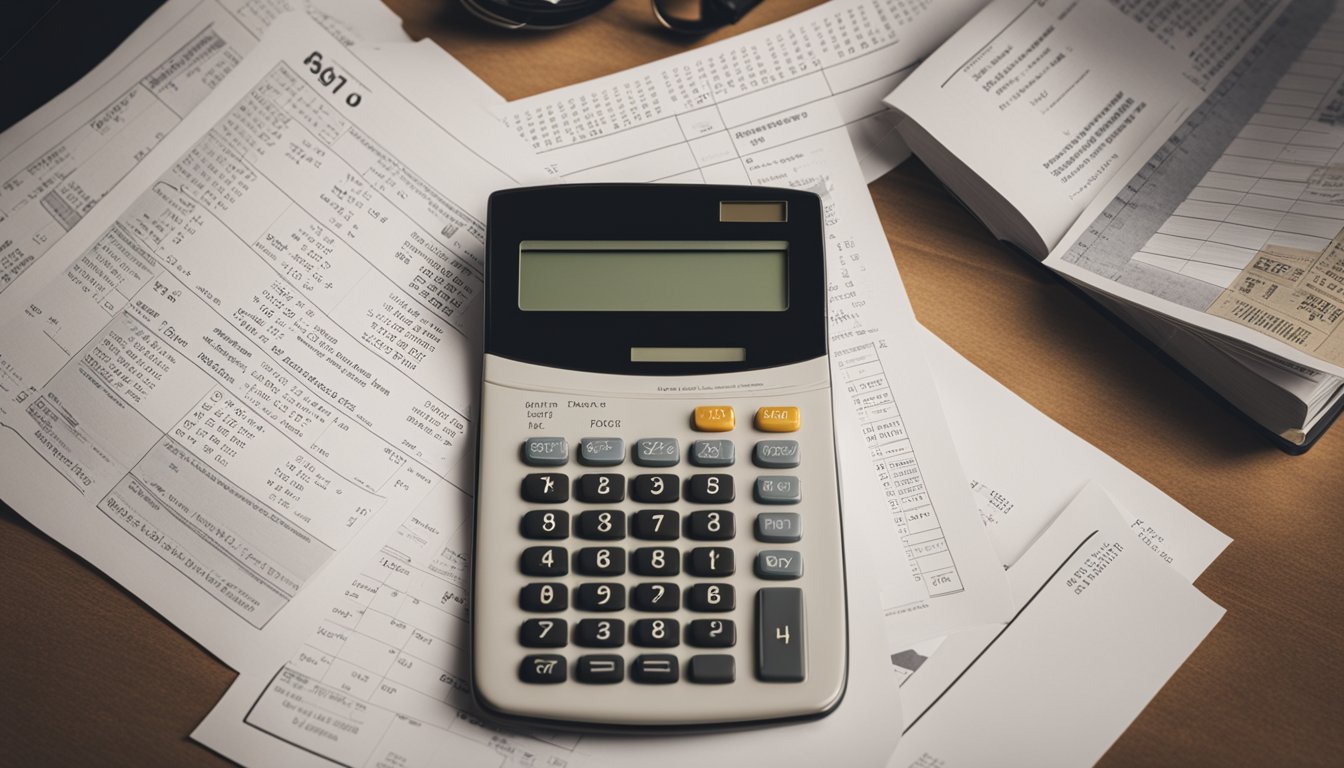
left=0, top=1, right=1236, bottom=765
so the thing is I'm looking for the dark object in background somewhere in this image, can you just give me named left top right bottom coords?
left=0, top=0, right=166, bottom=134
left=460, top=0, right=763, bottom=33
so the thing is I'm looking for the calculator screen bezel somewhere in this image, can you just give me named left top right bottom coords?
left=485, top=184, right=827, bottom=376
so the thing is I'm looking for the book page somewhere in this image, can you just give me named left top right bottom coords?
left=0, top=0, right=410, bottom=309
left=885, top=0, right=1289, bottom=251
left=0, top=13, right=541, bottom=674
left=1048, top=0, right=1344, bottom=378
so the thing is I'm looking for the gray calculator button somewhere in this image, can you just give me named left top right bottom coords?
left=757, top=588, right=805, bottom=682
left=634, top=438, right=680, bottom=467
left=753, top=440, right=800, bottom=468
left=755, top=550, right=803, bottom=579
left=522, top=437, right=569, bottom=466
left=755, top=513, right=801, bottom=543
left=690, top=440, right=735, bottom=467
left=754, top=476, right=800, bottom=504
left=579, top=438, right=625, bottom=466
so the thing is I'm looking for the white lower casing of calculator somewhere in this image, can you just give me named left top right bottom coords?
left=471, top=353, right=847, bottom=728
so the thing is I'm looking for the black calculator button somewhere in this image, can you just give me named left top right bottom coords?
left=687, top=510, right=734, bottom=540
left=574, top=619, right=624, bottom=647
left=576, top=473, right=625, bottom=503
left=520, top=583, right=568, bottom=612
left=686, top=547, right=734, bottom=577
left=576, top=510, right=626, bottom=540
left=631, top=474, right=679, bottom=503
left=631, top=546, right=680, bottom=576
left=576, top=547, right=626, bottom=576
left=520, top=546, right=568, bottom=576
left=686, top=474, right=734, bottom=503
left=522, top=437, right=569, bottom=467
left=520, top=618, right=568, bottom=648
left=579, top=438, right=625, bottom=466
left=521, top=510, right=569, bottom=539
left=576, top=654, right=624, bottom=684
left=522, top=473, right=569, bottom=503
left=631, top=510, right=679, bottom=540
left=519, top=654, right=567, bottom=683
left=688, top=654, right=735, bottom=684
left=631, top=654, right=679, bottom=684
left=757, top=587, right=804, bottom=682
left=688, top=619, right=736, bottom=648
left=631, top=618, right=680, bottom=647
left=687, top=583, right=734, bottom=612
left=576, top=583, right=626, bottom=611
left=633, top=438, right=679, bottom=467
left=632, top=582, right=680, bottom=611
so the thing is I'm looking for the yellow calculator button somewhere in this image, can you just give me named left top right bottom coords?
left=755, top=406, right=800, bottom=432
left=694, top=405, right=735, bottom=432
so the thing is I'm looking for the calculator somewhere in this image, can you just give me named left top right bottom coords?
left=471, top=184, right=846, bottom=729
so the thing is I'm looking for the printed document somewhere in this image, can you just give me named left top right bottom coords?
left=0, top=0, right=410, bottom=308
left=887, top=483, right=1224, bottom=768
left=0, top=13, right=540, bottom=673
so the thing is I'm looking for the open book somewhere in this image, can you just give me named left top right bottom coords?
left=885, top=0, right=1344, bottom=450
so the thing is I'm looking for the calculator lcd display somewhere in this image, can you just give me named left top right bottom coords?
left=518, top=240, right=788, bottom=311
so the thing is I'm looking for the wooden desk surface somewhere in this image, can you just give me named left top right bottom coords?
left=2, top=1, right=1341, bottom=765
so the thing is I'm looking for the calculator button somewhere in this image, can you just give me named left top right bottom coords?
left=687, top=474, right=734, bottom=503
left=521, top=510, right=570, bottom=539
left=576, top=473, right=625, bottom=503
left=520, top=546, right=568, bottom=577
left=756, top=550, right=803, bottom=579
left=687, top=510, right=734, bottom=540
left=687, top=583, right=734, bottom=612
left=689, top=654, right=735, bottom=684
left=688, top=619, right=736, bottom=648
left=522, top=473, right=569, bottom=503
left=576, top=655, right=625, bottom=684
left=519, top=654, right=567, bottom=684
left=754, top=476, right=800, bottom=504
left=576, top=510, right=626, bottom=540
left=522, top=437, right=569, bottom=466
left=632, top=510, right=680, bottom=540
left=754, top=406, right=800, bottom=432
left=576, top=547, right=626, bottom=576
left=687, top=547, right=734, bottom=577
left=631, top=618, right=680, bottom=647
left=693, top=405, right=735, bottom=432
left=576, top=583, right=626, bottom=611
left=631, top=655, right=679, bottom=684
left=575, top=619, right=624, bottom=647
left=579, top=437, right=625, bottom=466
left=520, top=583, right=568, bottom=612
left=757, top=588, right=805, bottom=682
left=520, top=618, right=568, bottom=648
left=690, top=439, right=735, bottom=467
left=755, top=512, right=801, bottom=543
left=631, top=474, right=679, bottom=503
left=753, top=440, right=800, bottom=469
left=632, top=547, right=680, bottom=576
left=632, top=582, right=680, bottom=611
left=634, top=438, right=680, bottom=467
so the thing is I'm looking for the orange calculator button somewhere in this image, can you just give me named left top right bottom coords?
left=693, top=405, right=735, bottom=432
left=755, top=406, right=800, bottom=432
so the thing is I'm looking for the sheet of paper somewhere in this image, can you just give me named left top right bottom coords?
left=1048, top=0, right=1344, bottom=379
left=494, top=0, right=990, bottom=185
left=887, top=482, right=1225, bottom=768
left=0, top=0, right=411, bottom=308
left=191, top=462, right=905, bottom=768
left=356, top=40, right=505, bottom=107
left=0, top=13, right=542, bottom=674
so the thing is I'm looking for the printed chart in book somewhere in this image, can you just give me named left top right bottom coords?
left=0, top=0, right=409, bottom=307
left=0, top=14, right=538, bottom=673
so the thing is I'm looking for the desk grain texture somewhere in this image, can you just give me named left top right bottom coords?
left=2, top=1, right=1341, bottom=766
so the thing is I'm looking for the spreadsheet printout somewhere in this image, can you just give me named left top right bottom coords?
left=0, top=13, right=541, bottom=674
left=494, top=0, right=989, bottom=186
left=0, top=0, right=411, bottom=313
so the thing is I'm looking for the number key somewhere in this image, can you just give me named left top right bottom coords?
left=520, top=583, right=567, bottom=612
left=687, top=583, right=734, bottom=612
left=575, top=618, right=624, bottom=647
left=522, top=473, right=569, bottom=503
left=632, top=474, right=679, bottom=503
left=686, top=547, right=734, bottom=577
left=576, top=583, right=626, bottom=611
left=576, top=547, right=626, bottom=576
left=520, top=618, right=567, bottom=647
left=520, top=546, right=568, bottom=576
left=632, top=510, right=679, bottom=540
left=577, top=510, right=626, bottom=540
left=688, top=619, right=736, bottom=648
left=521, top=510, right=569, bottom=539
left=631, top=618, right=679, bottom=647
left=687, top=510, right=734, bottom=540
left=632, top=546, right=680, bottom=576
left=687, top=474, right=733, bottom=503
left=576, top=473, right=625, bottom=503
left=632, top=582, right=680, bottom=611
